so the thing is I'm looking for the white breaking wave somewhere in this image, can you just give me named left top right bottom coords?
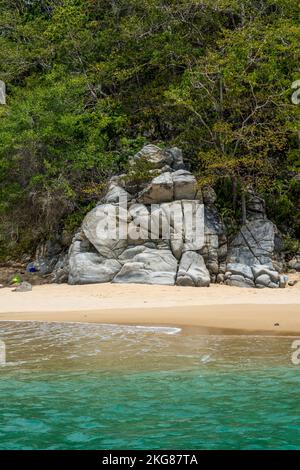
left=125, top=325, right=182, bottom=335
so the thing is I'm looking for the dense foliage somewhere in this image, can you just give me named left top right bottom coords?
left=0, top=0, right=299, bottom=259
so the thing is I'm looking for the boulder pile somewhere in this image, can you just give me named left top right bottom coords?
left=68, top=144, right=227, bottom=286
left=43, top=144, right=287, bottom=288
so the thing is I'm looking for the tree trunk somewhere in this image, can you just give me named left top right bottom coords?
left=232, top=176, right=237, bottom=211
left=241, top=191, right=247, bottom=225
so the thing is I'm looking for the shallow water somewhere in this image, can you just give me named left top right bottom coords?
left=0, top=321, right=300, bottom=449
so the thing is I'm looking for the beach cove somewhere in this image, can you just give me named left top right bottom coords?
left=0, top=276, right=299, bottom=335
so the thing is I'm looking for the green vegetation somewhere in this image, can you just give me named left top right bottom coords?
left=0, top=0, right=299, bottom=259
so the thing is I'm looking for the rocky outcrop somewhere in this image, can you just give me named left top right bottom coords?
left=67, top=144, right=226, bottom=286
left=225, top=195, right=286, bottom=288
left=30, top=144, right=288, bottom=289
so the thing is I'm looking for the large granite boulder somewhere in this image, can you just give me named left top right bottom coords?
left=68, top=232, right=122, bottom=285
left=172, top=170, right=198, bottom=200
left=137, top=172, right=174, bottom=204
left=227, top=219, right=277, bottom=267
left=113, top=249, right=178, bottom=285
left=82, top=204, right=128, bottom=258
left=137, top=170, right=200, bottom=204
left=176, top=251, right=210, bottom=287
left=131, top=144, right=173, bottom=169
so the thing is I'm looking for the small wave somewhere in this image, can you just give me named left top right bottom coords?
left=0, top=320, right=182, bottom=335
left=132, top=325, right=182, bottom=335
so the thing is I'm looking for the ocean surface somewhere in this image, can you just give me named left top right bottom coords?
left=0, top=321, right=300, bottom=450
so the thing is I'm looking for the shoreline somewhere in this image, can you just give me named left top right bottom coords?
left=0, top=304, right=300, bottom=337
left=0, top=279, right=299, bottom=336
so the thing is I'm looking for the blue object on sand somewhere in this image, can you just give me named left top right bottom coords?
left=26, top=262, right=37, bottom=273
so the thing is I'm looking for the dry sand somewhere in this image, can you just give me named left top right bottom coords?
left=0, top=273, right=299, bottom=335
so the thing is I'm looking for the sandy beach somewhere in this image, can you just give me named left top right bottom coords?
left=0, top=274, right=299, bottom=335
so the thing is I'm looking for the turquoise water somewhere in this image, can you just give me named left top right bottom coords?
left=0, top=321, right=300, bottom=449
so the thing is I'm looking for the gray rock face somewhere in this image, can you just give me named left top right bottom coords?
left=246, top=195, right=265, bottom=220
left=118, top=246, right=148, bottom=262
left=70, top=254, right=121, bottom=285
left=225, top=274, right=255, bottom=288
left=279, top=275, right=288, bottom=289
left=255, top=274, right=272, bottom=288
left=137, top=170, right=201, bottom=204
left=201, top=206, right=227, bottom=280
left=226, top=195, right=285, bottom=288
left=172, top=170, right=199, bottom=200
left=252, top=265, right=279, bottom=283
left=51, top=253, right=69, bottom=284
left=202, top=186, right=217, bottom=205
left=30, top=237, right=65, bottom=275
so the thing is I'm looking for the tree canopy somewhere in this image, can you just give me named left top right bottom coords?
left=0, top=0, right=299, bottom=259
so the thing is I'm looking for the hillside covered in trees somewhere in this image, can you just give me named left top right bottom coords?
left=0, top=0, right=299, bottom=261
